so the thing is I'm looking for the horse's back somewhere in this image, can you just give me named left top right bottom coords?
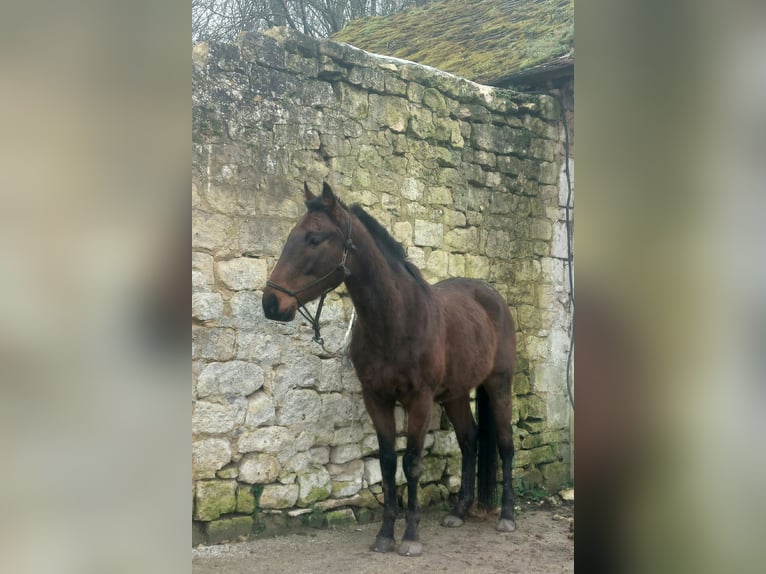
left=434, top=277, right=516, bottom=374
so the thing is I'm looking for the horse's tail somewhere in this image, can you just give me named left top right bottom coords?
left=476, top=385, right=498, bottom=510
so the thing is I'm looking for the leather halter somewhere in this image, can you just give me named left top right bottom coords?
left=266, top=210, right=354, bottom=345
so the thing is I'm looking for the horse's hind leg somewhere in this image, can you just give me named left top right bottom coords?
left=483, top=371, right=517, bottom=532
left=440, top=394, right=477, bottom=527
left=362, top=393, right=398, bottom=553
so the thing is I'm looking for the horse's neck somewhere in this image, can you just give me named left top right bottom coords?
left=343, top=223, right=430, bottom=342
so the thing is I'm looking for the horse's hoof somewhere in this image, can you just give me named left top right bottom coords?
left=370, top=536, right=396, bottom=553
left=496, top=518, right=517, bottom=532
left=398, top=539, right=423, bottom=557
left=441, top=514, right=465, bottom=528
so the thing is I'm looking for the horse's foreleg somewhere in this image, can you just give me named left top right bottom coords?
left=363, top=394, right=397, bottom=553
left=441, top=395, right=477, bottom=527
left=399, top=393, right=432, bottom=557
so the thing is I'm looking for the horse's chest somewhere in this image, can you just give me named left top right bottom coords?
left=351, top=352, right=439, bottom=399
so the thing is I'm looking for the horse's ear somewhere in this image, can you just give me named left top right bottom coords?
left=321, top=181, right=336, bottom=209
left=303, top=181, right=316, bottom=202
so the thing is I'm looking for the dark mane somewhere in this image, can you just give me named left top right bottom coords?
left=350, top=204, right=428, bottom=287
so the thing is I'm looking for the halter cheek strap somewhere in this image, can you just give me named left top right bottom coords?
left=266, top=211, right=354, bottom=345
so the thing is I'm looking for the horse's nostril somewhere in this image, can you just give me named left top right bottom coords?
left=263, top=291, right=279, bottom=319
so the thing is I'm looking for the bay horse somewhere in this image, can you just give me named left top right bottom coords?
left=262, top=181, right=516, bottom=557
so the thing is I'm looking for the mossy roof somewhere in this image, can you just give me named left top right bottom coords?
left=332, top=0, right=573, bottom=86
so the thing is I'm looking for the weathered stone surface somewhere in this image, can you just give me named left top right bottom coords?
left=217, top=258, right=269, bottom=291
left=193, top=439, right=232, bottom=479
left=325, top=508, right=356, bottom=527
left=276, top=388, right=321, bottom=425
left=237, top=485, right=256, bottom=513
left=205, top=516, right=254, bottom=544
left=330, top=443, right=361, bottom=464
left=331, top=478, right=362, bottom=498
left=237, top=426, right=292, bottom=454
left=197, top=361, right=264, bottom=397
left=245, top=391, right=276, bottom=428
left=193, top=398, right=247, bottom=434
left=192, top=327, right=235, bottom=361
left=297, top=467, right=332, bottom=505
left=363, top=458, right=382, bottom=486
left=259, top=483, right=299, bottom=509
left=413, top=219, right=443, bottom=248
left=420, top=456, right=447, bottom=483
left=271, top=355, right=321, bottom=401
left=192, top=292, right=224, bottom=322
left=431, top=431, right=460, bottom=456
left=195, top=479, right=237, bottom=521
left=239, top=453, right=280, bottom=484
left=192, top=252, right=215, bottom=292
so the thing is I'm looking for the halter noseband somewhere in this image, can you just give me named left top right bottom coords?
left=266, top=209, right=354, bottom=345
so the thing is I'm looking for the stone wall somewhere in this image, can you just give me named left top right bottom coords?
left=192, top=28, right=572, bottom=545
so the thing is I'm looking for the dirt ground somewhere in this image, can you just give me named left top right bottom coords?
left=192, top=502, right=574, bottom=574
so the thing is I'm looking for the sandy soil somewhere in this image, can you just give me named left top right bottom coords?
left=192, top=502, right=574, bottom=574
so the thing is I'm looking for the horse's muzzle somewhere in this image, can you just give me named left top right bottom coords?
left=262, top=288, right=297, bottom=322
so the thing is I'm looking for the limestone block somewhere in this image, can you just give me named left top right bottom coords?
left=193, top=398, right=246, bottom=434
left=414, top=219, right=443, bottom=248
left=309, top=446, right=330, bottom=465
left=205, top=515, right=254, bottom=544
left=192, top=211, right=235, bottom=252
left=363, top=458, right=382, bottom=486
left=193, top=438, right=232, bottom=479
left=431, top=431, right=460, bottom=456
left=237, top=426, right=291, bottom=454
left=283, top=452, right=312, bottom=475
left=408, top=107, right=435, bottom=140
left=447, top=253, right=465, bottom=277
left=420, top=457, right=447, bottom=483
left=194, top=479, right=237, bottom=521
left=192, top=292, right=224, bottom=322
left=332, top=425, right=365, bottom=446
left=197, top=361, right=264, bottom=398
left=259, top=483, right=299, bottom=509
left=514, top=444, right=557, bottom=467
left=330, top=443, right=361, bottom=464
left=192, top=252, right=215, bottom=292
left=217, top=258, right=269, bottom=291
left=401, top=177, right=423, bottom=201
left=192, top=327, right=235, bottom=361
left=326, top=508, right=356, bottom=527
left=298, top=467, right=332, bottom=505
left=237, top=330, right=279, bottom=366
left=236, top=485, right=256, bottom=513
left=275, top=388, right=321, bottom=425
left=361, top=434, right=379, bottom=456
left=239, top=453, right=280, bottom=484
left=245, top=392, right=276, bottom=428
left=271, top=355, right=321, bottom=401
left=229, top=291, right=270, bottom=328
left=327, top=459, right=364, bottom=482
left=331, top=478, right=362, bottom=498
left=425, top=250, right=448, bottom=278
left=464, top=255, right=490, bottom=279
left=444, top=227, right=479, bottom=253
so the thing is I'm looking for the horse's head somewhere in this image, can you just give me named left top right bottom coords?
left=262, top=181, right=352, bottom=322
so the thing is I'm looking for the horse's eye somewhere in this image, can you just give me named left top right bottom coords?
left=306, top=234, right=322, bottom=246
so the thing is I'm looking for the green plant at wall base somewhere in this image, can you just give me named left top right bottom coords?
left=516, top=480, right=549, bottom=502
